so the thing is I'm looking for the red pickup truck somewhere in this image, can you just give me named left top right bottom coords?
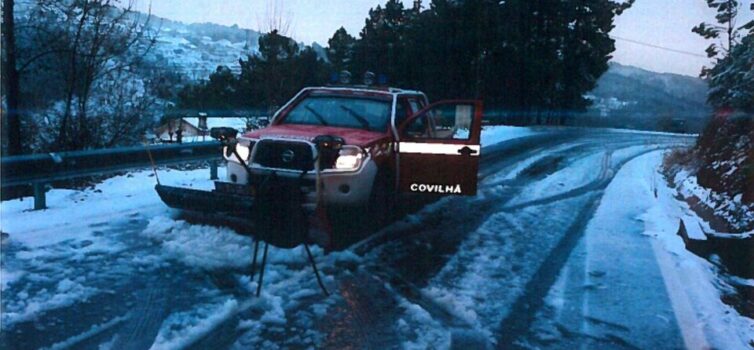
left=157, top=85, right=483, bottom=250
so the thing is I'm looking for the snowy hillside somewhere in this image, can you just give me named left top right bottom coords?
left=141, top=17, right=262, bottom=80
left=139, top=15, right=326, bottom=82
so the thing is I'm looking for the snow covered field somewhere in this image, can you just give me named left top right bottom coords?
left=3, top=128, right=748, bottom=349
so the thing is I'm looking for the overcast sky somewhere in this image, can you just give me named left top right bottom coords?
left=135, top=0, right=754, bottom=77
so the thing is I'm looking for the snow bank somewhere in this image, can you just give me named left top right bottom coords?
left=641, top=157, right=754, bottom=349
left=480, top=125, right=536, bottom=147
left=395, top=297, right=451, bottom=349
left=674, top=172, right=754, bottom=233
left=2, top=278, right=98, bottom=326
left=142, top=216, right=253, bottom=270
left=1, top=167, right=221, bottom=249
left=583, top=150, right=754, bottom=348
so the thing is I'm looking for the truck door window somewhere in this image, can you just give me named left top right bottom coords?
left=403, top=98, right=431, bottom=137
left=408, top=99, right=422, bottom=114
left=404, top=104, right=474, bottom=140
left=405, top=115, right=429, bottom=138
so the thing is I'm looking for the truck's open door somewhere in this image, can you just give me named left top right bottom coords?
left=397, top=100, right=483, bottom=196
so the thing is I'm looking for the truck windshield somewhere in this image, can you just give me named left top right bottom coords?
left=281, top=95, right=391, bottom=132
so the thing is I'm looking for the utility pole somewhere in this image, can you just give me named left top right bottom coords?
left=2, top=0, right=22, bottom=155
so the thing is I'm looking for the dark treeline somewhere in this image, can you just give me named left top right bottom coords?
left=179, top=0, right=634, bottom=122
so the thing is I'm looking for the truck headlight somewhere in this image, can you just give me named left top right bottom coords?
left=333, top=146, right=364, bottom=171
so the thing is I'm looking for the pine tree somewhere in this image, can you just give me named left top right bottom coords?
left=327, top=27, right=356, bottom=73
left=556, top=1, right=634, bottom=116
left=179, top=30, right=329, bottom=114
left=692, top=0, right=753, bottom=77
left=706, top=32, right=754, bottom=112
left=353, top=0, right=409, bottom=84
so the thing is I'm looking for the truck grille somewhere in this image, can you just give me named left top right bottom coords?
left=252, top=140, right=315, bottom=171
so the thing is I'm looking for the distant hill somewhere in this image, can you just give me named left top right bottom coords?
left=140, top=15, right=326, bottom=81
left=141, top=16, right=262, bottom=80
left=587, top=63, right=712, bottom=132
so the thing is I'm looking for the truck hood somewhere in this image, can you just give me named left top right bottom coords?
left=242, top=124, right=388, bottom=147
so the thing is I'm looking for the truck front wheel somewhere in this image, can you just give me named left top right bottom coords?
left=326, top=172, right=396, bottom=250
left=367, top=172, right=397, bottom=231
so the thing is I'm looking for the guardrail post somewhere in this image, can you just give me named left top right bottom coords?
left=210, top=160, right=219, bottom=180
left=33, top=183, right=47, bottom=210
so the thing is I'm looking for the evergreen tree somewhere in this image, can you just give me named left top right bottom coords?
left=693, top=0, right=753, bottom=108
left=344, top=0, right=632, bottom=124
left=706, top=32, right=754, bottom=112
left=556, top=0, right=634, bottom=116
left=178, top=30, right=329, bottom=114
left=253, top=30, right=301, bottom=109
left=327, top=27, right=356, bottom=72
left=692, top=0, right=754, bottom=77
left=352, top=0, right=409, bottom=84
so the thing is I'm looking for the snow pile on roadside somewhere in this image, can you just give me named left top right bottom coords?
left=609, top=127, right=698, bottom=137
left=395, top=297, right=451, bottom=349
left=2, top=278, right=98, bottom=326
left=0, top=167, right=223, bottom=329
left=673, top=170, right=754, bottom=233
left=667, top=115, right=754, bottom=232
left=141, top=215, right=329, bottom=270
left=1, top=267, right=25, bottom=291
left=644, top=154, right=754, bottom=348
left=142, top=216, right=254, bottom=270
left=1, top=167, right=220, bottom=249
left=480, top=125, right=536, bottom=147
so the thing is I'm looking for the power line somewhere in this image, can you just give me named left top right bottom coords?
left=610, top=34, right=709, bottom=58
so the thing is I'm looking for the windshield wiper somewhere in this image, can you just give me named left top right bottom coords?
left=339, top=105, right=371, bottom=130
left=305, top=105, right=329, bottom=126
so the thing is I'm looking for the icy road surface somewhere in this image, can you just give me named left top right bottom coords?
left=2, top=127, right=752, bottom=349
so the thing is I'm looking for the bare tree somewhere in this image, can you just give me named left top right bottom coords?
left=256, top=0, right=294, bottom=37
left=91, top=66, right=157, bottom=147
left=24, top=0, right=158, bottom=150
left=2, top=0, right=23, bottom=155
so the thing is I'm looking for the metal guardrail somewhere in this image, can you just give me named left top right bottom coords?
left=1, top=141, right=223, bottom=209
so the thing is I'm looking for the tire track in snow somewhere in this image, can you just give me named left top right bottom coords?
left=494, top=146, right=686, bottom=349
left=333, top=134, right=638, bottom=347
left=361, top=138, right=691, bottom=349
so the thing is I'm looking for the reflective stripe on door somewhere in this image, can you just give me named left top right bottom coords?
left=398, top=142, right=481, bottom=156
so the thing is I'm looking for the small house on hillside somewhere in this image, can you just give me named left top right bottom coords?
left=155, top=117, right=203, bottom=143
left=154, top=113, right=260, bottom=143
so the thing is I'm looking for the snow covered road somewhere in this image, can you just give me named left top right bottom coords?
left=4, top=127, right=749, bottom=349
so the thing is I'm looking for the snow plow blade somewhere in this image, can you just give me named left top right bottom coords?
left=155, top=182, right=316, bottom=249
left=155, top=184, right=255, bottom=218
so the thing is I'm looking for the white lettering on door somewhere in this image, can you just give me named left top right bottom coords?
left=409, top=183, right=461, bottom=194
